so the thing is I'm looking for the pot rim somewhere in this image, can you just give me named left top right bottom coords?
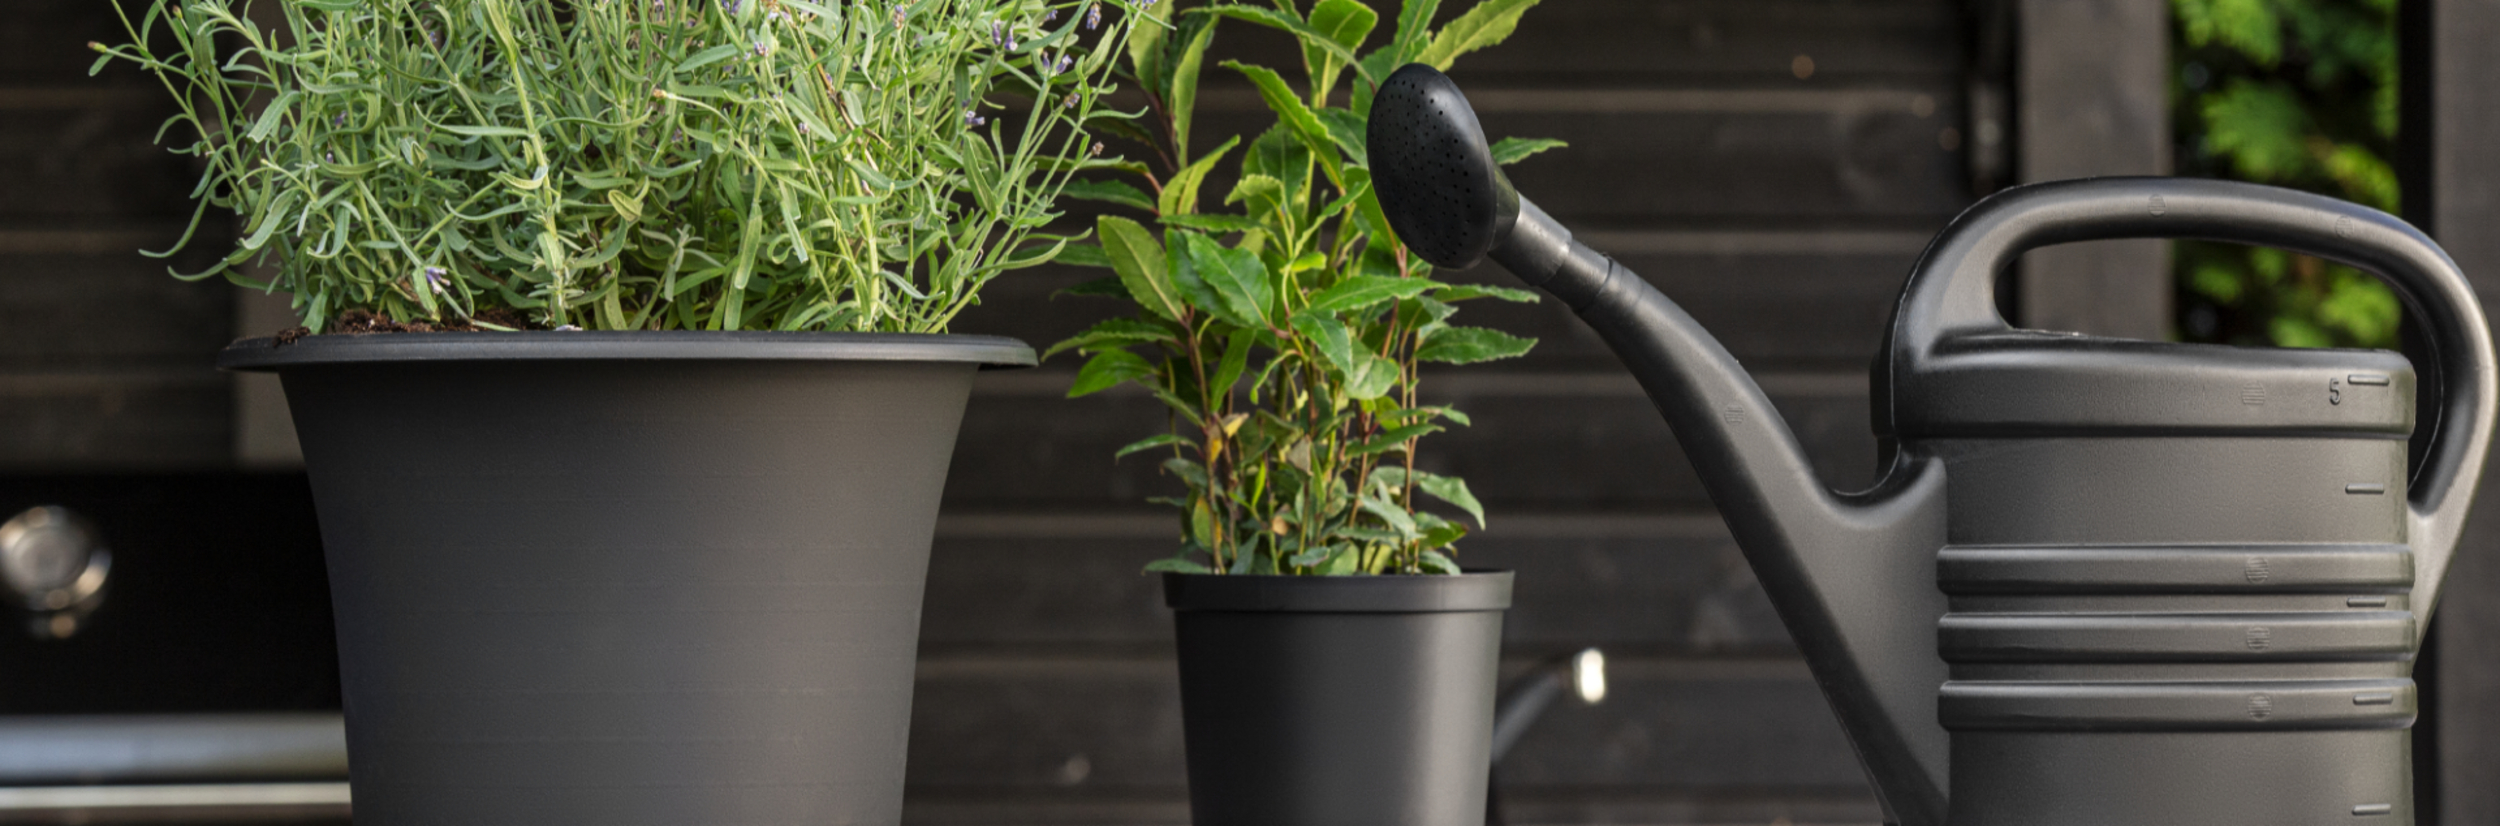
left=1162, top=570, right=1512, bottom=613
left=216, top=330, right=1035, bottom=372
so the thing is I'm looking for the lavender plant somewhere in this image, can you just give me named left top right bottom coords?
left=94, top=0, right=1140, bottom=332
left=1049, top=0, right=1555, bottom=576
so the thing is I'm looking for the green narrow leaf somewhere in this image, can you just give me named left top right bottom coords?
left=1100, top=216, right=1188, bottom=321
left=1351, top=422, right=1444, bottom=455
left=1224, top=61, right=1342, bottom=169
left=1303, top=0, right=1379, bottom=96
left=1161, top=213, right=1266, bottom=234
left=1306, top=275, right=1437, bottom=313
left=1167, top=16, right=1220, bottom=160
left=1394, top=0, right=1444, bottom=60
left=1204, top=7, right=1375, bottom=84
left=1418, top=549, right=1462, bottom=574
left=1062, top=179, right=1156, bottom=212
left=1055, top=245, right=1115, bottom=269
left=1116, top=433, right=1192, bottom=459
left=1069, top=349, right=1156, bottom=397
left=1412, top=471, right=1487, bottom=527
left=672, top=43, right=744, bottom=74
left=1434, top=283, right=1541, bottom=303
left=1317, top=108, right=1369, bottom=165
left=1128, top=0, right=1178, bottom=96
left=246, top=91, right=298, bottom=142
left=1416, top=326, right=1538, bottom=364
left=1212, top=328, right=1255, bottom=395
left=1144, top=556, right=1215, bottom=574
left=1159, top=135, right=1241, bottom=216
left=1489, top=136, right=1568, bottom=165
left=1416, top=0, right=1543, bottom=70
left=1044, top=317, right=1180, bottom=360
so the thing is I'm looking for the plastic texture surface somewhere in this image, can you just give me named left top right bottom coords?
left=1367, top=64, right=1518, bottom=271
left=236, top=335, right=1000, bottom=826
left=1366, top=65, right=2495, bottom=826
left=1165, top=571, right=1510, bottom=826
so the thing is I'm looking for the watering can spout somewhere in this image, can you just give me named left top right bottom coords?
left=1368, top=64, right=1954, bottom=826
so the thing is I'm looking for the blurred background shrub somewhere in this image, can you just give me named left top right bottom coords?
left=2171, top=0, right=2403, bottom=348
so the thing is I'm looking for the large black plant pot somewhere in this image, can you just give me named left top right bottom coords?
left=1164, top=571, right=1512, bottom=826
left=220, top=332, right=1032, bottom=826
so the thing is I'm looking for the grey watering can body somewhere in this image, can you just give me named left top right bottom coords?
left=1367, top=65, right=2496, bottom=826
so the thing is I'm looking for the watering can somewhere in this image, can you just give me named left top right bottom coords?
left=1365, top=64, right=2497, bottom=826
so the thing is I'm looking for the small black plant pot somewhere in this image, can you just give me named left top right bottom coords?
left=220, top=332, right=1031, bottom=826
left=1163, top=570, right=1512, bottom=826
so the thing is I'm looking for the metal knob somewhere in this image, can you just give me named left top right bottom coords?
left=0, top=506, right=110, bottom=638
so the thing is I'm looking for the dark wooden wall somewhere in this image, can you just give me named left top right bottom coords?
left=0, top=0, right=235, bottom=470
left=920, top=2, right=1986, bottom=822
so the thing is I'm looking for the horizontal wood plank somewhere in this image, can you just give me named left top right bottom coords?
left=900, top=653, right=1869, bottom=800
left=920, top=514, right=1797, bottom=653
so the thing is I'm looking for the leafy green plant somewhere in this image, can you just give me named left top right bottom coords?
left=95, top=0, right=1140, bottom=332
left=1048, top=0, right=1556, bottom=576
left=2173, top=0, right=2401, bottom=348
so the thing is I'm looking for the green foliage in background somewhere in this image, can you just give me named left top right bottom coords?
left=95, top=0, right=1138, bottom=332
left=1048, top=0, right=1552, bottom=576
left=2173, top=0, right=2402, bottom=348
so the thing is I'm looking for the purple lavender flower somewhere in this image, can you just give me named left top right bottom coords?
left=1043, top=8, right=1057, bottom=22
left=964, top=108, right=987, bottom=127
left=420, top=267, right=448, bottom=294
left=1054, top=53, right=1072, bottom=74
left=721, top=0, right=741, bottom=15
left=753, top=39, right=770, bottom=57
left=1085, top=4, right=1100, bottom=30
left=990, top=20, right=1004, bottom=47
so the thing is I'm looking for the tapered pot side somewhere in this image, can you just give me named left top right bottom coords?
left=220, top=332, right=1032, bottom=826
left=1163, top=571, right=1511, bottom=826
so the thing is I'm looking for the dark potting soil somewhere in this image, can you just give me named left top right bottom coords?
left=271, top=308, right=543, bottom=345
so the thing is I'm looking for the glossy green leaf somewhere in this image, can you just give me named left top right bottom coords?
left=1167, top=16, right=1221, bottom=159
left=1184, top=233, right=1275, bottom=328
left=1212, top=328, right=1255, bottom=394
left=1489, top=136, right=1568, bottom=165
left=1291, top=311, right=1358, bottom=375
left=1434, top=283, right=1540, bottom=303
left=1144, top=556, right=1215, bottom=574
left=1416, top=0, right=1542, bottom=70
left=1063, top=179, right=1156, bottom=212
left=1100, top=216, right=1188, bottom=322
left=1116, top=433, right=1192, bottom=460
left=1044, top=317, right=1180, bottom=360
left=1415, top=471, right=1486, bottom=526
left=1204, top=6, right=1374, bottom=84
left=1307, top=275, right=1436, bottom=314
left=1069, top=349, right=1156, bottom=397
left=1161, top=213, right=1265, bottom=234
left=1416, top=326, right=1536, bottom=364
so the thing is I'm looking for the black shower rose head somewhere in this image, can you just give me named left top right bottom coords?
left=1367, top=63, right=1520, bottom=270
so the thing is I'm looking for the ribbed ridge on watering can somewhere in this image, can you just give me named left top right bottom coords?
left=1912, top=344, right=2424, bottom=826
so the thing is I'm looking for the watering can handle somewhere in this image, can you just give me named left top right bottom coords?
left=1888, top=176, right=2497, bottom=620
